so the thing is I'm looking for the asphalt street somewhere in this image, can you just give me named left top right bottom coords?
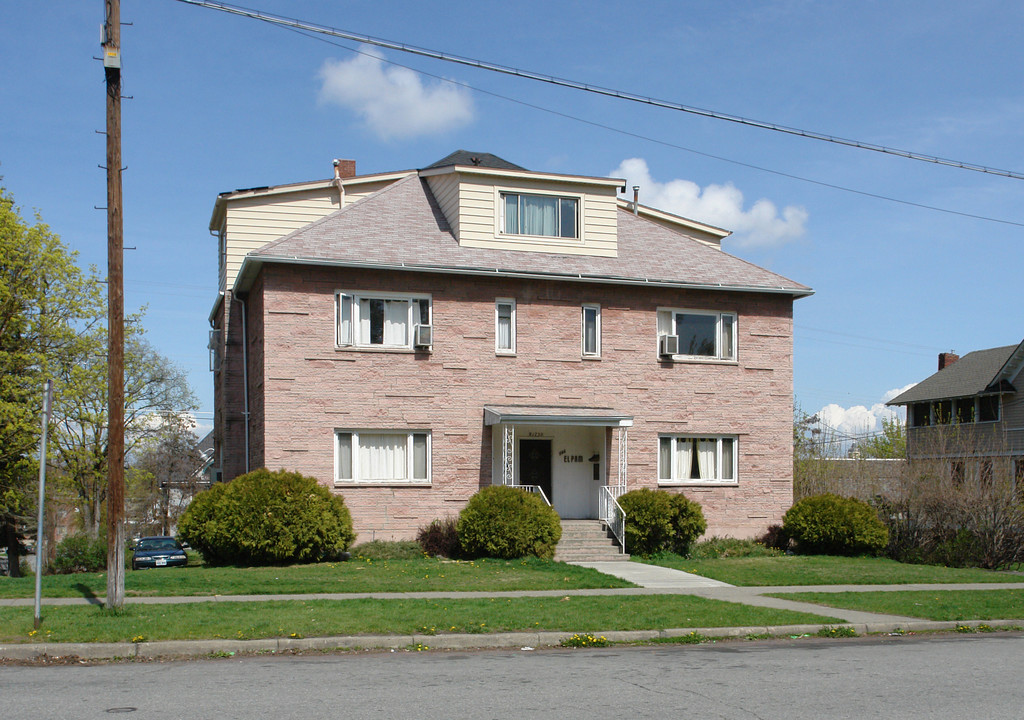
left=2, top=633, right=1022, bottom=719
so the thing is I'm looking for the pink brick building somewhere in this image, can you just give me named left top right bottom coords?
left=209, top=151, right=811, bottom=546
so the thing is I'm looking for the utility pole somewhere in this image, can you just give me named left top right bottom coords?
left=102, top=0, right=125, bottom=610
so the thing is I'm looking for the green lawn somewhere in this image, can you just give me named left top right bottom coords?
left=773, top=589, right=1024, bottom=622
left=0, top=557, right=633, bottom=600
left=644, top=554, right=1024, bottom=586
left=0, top=595, right=842, bottom=644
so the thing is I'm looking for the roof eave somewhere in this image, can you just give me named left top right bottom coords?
left=418, top=164, right=625, bottom=189
left=235, top=253, right=814, bottom=298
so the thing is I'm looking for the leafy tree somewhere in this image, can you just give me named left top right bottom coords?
left=855, top=417, right=906, bottom=459
left=128, top=414, right=204, bottom=536
left=0, top=187, right=103, bottom=575
left=50, top=329, right=198, bottom=536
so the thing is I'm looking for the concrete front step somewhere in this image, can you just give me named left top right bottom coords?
left=555, top=519, right=626, bottom=562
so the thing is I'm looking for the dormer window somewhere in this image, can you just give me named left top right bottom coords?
left=502, top=192, right=578, bottom=238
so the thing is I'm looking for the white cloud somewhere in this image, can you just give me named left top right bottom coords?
left=610, top=158, right=808, bottom=248
left=814, top=383, right=915, bottom=438
left=318, top=48, right=474, bottom=140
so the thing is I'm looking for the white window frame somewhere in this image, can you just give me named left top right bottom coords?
left=334, top=429, right=431, bottom=485
left=335, top=291, right=431, bottom=350
left=657, top=435, right=737, bottom=485
left=657, top=308, right=736, bottom=362
left=495, top=298, right=516, bottom=355
left=498, top=190, right=580, bottom=240
left=582, top=303, right=601, bottom=357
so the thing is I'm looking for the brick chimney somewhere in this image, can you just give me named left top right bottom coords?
left=332, top=159, right=356, bottom=179
left=938, top=352, right=959, bottom=371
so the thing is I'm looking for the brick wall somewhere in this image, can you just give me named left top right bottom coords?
left=242, top=264, right=795, bottom=541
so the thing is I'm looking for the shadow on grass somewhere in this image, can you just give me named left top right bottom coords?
left=74, top=582, right=103, bottom=605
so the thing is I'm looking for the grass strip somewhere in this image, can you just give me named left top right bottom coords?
left=771, top=589, right=1024, bottom=621
left=645, top=555, right=1024, bottom=586
left=0, top=557, right=632, bottom=600
left=1, top=595, right=841, bottom=644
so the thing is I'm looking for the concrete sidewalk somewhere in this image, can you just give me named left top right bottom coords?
left=4, top=565, right=1024, bottom=661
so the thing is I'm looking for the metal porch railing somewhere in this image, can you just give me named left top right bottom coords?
left=599, top=485, right=627, bottom=554
left=514, top=484, right=552, bottom=506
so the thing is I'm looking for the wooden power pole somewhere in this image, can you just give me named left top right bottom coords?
left=102, top=0, right=126, bottom=609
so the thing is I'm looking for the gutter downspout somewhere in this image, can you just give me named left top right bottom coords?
left=231, top=289, right=250, bottom=474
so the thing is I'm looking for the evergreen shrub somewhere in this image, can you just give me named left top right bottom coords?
left=619, top=489, right=707, bottom=556
left=782, top=493, right=888, bottom=556
left=456, top=486, right=561, bottom=559
left=668, top=494, right=708, bottom=554
left=177, top=468, right=355, bottom=565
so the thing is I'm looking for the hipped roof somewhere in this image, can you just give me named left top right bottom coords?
left=236, top=174, right=811, bottom=297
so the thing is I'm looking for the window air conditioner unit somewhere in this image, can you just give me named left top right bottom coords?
left=414, top=324, right=433, bottom=348
left=659, top=334, right=680, bottom=357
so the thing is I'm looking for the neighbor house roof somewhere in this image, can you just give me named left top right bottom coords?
left=236, top=174, right=812, bottom=298
left=887, top=340, right=1024, bottom=405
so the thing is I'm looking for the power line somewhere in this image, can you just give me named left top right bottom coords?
left=175, top=0, right=1024, bottom=182
left=172, top=0, right=1024, bottom=229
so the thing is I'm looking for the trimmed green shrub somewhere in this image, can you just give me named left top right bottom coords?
left=456, top=486, right=561, bottom=559
left=50, top=533, right=107, bottom=574
left=620, top=489, right=708, bottom=556
left=177, top=468, right=355, bottom=566
left=782, top=493, right=888, bottom=556
left=350, top=540, right=423, bottom=560
left=668, top=494, right=707, bottom=555
left=417, top=516, right=461, bottom=558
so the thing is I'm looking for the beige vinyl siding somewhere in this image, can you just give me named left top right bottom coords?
left=223, top=188, right=339, bottom=291
left=343, top=178, right=403, bottom=206
left=456, top=175, right=619, bottom=257
left=641, top=215, right=724, bottom=248
left=425, top=174, right=461, bottom=239
left=220, top=175, right=410, bottom=291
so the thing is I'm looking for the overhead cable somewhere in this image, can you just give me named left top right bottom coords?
left=176, top=0, right=1024, bottom=181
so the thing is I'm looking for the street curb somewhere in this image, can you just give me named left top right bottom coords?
left=3, top=618, right=1021, bottom=661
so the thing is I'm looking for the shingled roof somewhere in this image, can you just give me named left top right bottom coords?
left=422, top=150, right=526, bottom=172
left=238, top=174, right=810, bottom=296
left=888, top=341, right=1024, bottom=405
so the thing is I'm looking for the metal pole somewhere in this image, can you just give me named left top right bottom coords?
left=103, top=0, right=126, bottom=609
left=33, top=380, right=53, bottom=629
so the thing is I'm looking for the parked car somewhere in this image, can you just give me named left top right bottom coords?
left=131, top=536, right=188, bottom=570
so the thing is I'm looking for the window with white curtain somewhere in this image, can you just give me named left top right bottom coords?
left=582, top=304, right=600, bottom=357
left=335, top=430, right=430, bottom=484
left=495, top=299, right=516, bottom=354
left=658, top=435, right=736, bottom=483
left=336, top=292, right=431, bottom=349
left=501, top=192, right=578, bottom=238
left=657, top=308, right=736, bottom=361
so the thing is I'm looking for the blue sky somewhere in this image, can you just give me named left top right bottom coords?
left=3, top=1, right=1023, bottom=442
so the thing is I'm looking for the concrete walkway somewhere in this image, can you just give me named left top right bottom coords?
left=572, top=561, right=732, bottom=589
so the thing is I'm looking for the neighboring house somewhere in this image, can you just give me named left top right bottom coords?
left=887, top=342, right=1024, bottom=484
left=207, top=151, right=812, bottom=543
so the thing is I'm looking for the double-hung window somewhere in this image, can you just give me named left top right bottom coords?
left=657, top=309, right=736, bottom=361
left=496, top=299, right=516, bottom=354
left=582, top=304, right=600, bottom=357
left=501, top=192, right=578, bottom=239
left=658, top=435, right=736, bottom=484
left=336, top=292, right=431, bottom=349
left=335, top=430, right=430, bottom=484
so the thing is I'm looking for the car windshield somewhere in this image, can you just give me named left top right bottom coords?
left=137, top=538, right=180, bottom=552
